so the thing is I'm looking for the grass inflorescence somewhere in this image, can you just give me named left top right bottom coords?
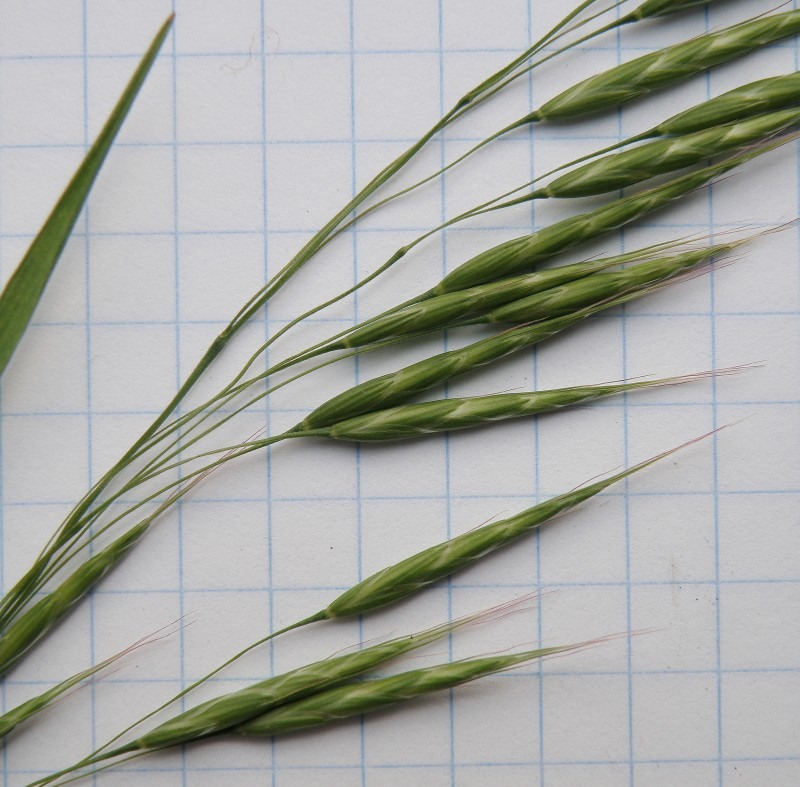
left=3, top=1, right=791, bottom=770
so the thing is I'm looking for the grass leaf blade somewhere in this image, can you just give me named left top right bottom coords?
left=0, top=14, right=173, bottom=377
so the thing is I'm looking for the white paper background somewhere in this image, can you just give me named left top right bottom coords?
left=1, top=0, right=799, bottom=784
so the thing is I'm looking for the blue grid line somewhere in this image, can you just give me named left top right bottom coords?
left=0, top=131, right=666, bottom=148
left=8, top=398, right=800, bottom=420
left=435, top=5, right=457, bottom=785
left=259, top=1, right=278, bottom=784
left=9, top=662, right=800, bottom=689
left=0, top=133, right=646, bottom=149
left=8, top=575, right=800, bottom=600
left=4, top=37, right=800, bottom=61
left=0, top=131, right=703, bottom=150
left=0, top=132, right=657, bottom=148
left=347, top=5, right=367, bottom=786
left=21, top=309, right=800, bottom=330
left=6, top=662, right=800, bottom=692
left=167, top=9, right=188, bottom=785
left=526, top=4, right=546, bottom=785
left=7, top=486, right=800, bottom=509
left=1, top=216, right=787, bottom=238
left=701, top=9, right=725, bottom=782
left=23, top=305, right=800, bottom=326
left=10, top=754, right=800, bottom=778
left=612, top=11, right=638, bottom=784
left=80, top=1, right=99, bottom=772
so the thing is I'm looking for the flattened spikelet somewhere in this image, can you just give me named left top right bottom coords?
left=630, top=0, right=714, bottom=19
left=338, top=243, right=684, bottom=349
left=434, top=147, right=772, bottom=294
left=541, top=109, right=800, bottom=199
left=533, top=10, right=800, bottom=121
left=322, top=437, right=698, bottom=617
left=104, top=615, right=472, bottom=756
left=236, top=643, right=594, bottom=736
left=484, top=243, right=735, bottom=324
left=654, top=72, right=800, bottom=137
left=0, top=523, right=147, bottom=677
left=322, top=374, right=709, bottom=443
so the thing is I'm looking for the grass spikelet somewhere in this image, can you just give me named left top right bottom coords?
left=0, top=522, right=149, bottom=677
left=47, top=430, right=720, bottom=780
left=628, top=0, right=715, bottom=19
left=0, top=263, right=705, bottom=681
left=38, top=606, right=521, bottom=778
left=319, top=370, right=739, bottom=443
left=482, top=241, right=737, bottom=324
left=530, top=10, right=800, bottom=122
left=537, top=109, right=800, bottom=199
left=234, top=640, right=606, bottom=737
left=299, top=252, right=725, bottom=432
left=433, top=145, right=778, bottom=295
left=0, top=1, right=638, bottom=668
left=322, top=432, right=714, bottom=616
left=0, top=625, right=173, bottom=739
left=337, top=239, right=690, bottom=349
left=653, top=72, right=800, bottom=137
left=416, top=6, right=798, bottom=191
left=299, top=309, right=605, bottom=432
left=113, top=618, right=463, bottom=753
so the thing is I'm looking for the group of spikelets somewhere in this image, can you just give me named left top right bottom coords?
left=0, top=0, right=796, bottom=781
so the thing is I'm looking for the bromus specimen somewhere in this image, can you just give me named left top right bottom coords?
left=34, top=602, right=565, bottom=782
left=0, top=0, right=667, bottom=640
left=368, top=7, right=800, bottom=217
left=62, top=642, right=598, bottom=779
left=0, top=156, right=771, bottom=683
left=1, top=0, right=792, bottom=774
left=40, top=429, right=717, bottom=781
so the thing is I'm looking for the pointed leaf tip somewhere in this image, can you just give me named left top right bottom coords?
left=0, top=15, right=171, bottom=378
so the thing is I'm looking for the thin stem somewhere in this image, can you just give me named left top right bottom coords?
left=16, top=325, right=431, bottom=606
left=19, top=432, right=311, bottom=600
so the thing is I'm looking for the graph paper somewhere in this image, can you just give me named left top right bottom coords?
left=1, top=0, right=799, bottom=784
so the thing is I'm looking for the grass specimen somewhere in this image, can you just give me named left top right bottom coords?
left=2, top=2, right=782, bottom=684
left=533, top=109, right=800, bottom=199
left=234, top=642, right=607, bottom=736
left=38, top=431, right=713, bottom=781
left=624, top=71, right=800, bottom=139
left=70, top=643, right=595, bottom=777
left=35, top=604, right=553, bottom=781
left=0, top=0, right=627, bottom=622
left=374, top=8, right=800, bottom=215
left=2, top=0, right=795, bottom=776
left=0, top=146, right=780, bottom=690
left=479, top=244, right=739, bottom=323
left=379, top=72, right=800, bottom=253
left=299, top=248, right=734, bottom=430
left=432, top=148, right=780, bottom=294
left=531, top=9, right=800, bottom=121
left=319, top=373, right=736, bottom=443
left=0, top=324, right=724, bottom=678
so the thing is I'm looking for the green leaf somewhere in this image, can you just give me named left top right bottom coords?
left=0, top=14, right=174, bottom=377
